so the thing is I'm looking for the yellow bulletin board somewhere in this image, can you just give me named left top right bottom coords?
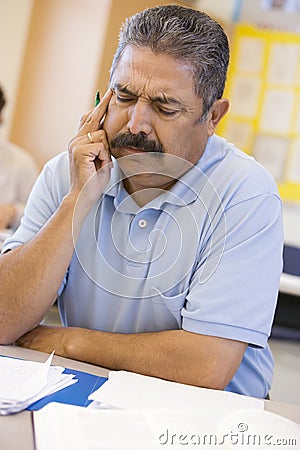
left=218, top=24, right=300, bottom=202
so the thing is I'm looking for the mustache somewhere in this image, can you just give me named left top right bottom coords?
left=110, top=132, right=164, bottom=153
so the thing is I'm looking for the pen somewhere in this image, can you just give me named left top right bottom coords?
left=95, top=90, right=100, bottom=107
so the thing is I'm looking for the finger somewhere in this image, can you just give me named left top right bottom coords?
left=89, top=132, right=111, bottom=164
left=93, top=143, right=112, bottom=170
left=74, top=129, right=109, bottom=147
left=70, top=130, right=112, bottom=167
left=78, top=89, right=113, bottom=136
left=87, top=131, right=94, bottom=144
left=78, top=110, right=93, bottom=131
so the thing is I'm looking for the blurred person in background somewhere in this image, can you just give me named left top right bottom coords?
left=0, top=84, right=38, bottom=230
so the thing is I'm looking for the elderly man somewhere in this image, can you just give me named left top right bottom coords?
left=0, top=5, right=283, bottom=398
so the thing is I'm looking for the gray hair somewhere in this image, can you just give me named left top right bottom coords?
left=110, top=4, right=229, bottom=118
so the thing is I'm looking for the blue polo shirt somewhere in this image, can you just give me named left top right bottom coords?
left=3, top=134, right=283, bottom=398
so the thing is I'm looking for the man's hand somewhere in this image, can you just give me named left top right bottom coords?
left=68, top=89, right=113, bottom=207
left=16, top=325, right=77, bottom=356
left=0, top=203, right=16, bottom=229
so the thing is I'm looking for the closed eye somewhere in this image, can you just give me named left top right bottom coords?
left=113, top=87, right=181, bottom=118
left=115, top=94, right=135, bottom=103
left=157, top=106, right=178, bottom=116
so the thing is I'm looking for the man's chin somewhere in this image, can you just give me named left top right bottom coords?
left=124, top=172, right=176, bottom=194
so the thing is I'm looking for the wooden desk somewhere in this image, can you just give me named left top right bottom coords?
left=1, top=345, right=299, bottom=450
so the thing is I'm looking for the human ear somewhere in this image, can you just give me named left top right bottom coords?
left=207, top=99, right=230, bottom=136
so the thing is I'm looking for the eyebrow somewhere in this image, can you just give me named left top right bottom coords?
left=112, top=83, right=187, bottom=109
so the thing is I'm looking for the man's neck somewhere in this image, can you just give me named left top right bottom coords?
left=123, top=177, right=177, bottom=207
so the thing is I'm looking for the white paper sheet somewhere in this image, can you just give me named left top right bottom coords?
left=34, top=403, right=167, bottom=450
left=0, top=352, right=77, bottom=415
left=88, top=371, right=263, bottom=422
left=267, top=43, right=300, bottom=86
left=253, top=134, right=289, bottom=181
left=230, top=76, right=261, bottom=119
left=0, top=352, right=53, bottom=402
left=224, top=120, right=253, bottom=151
left=34, top=401, right=300, bottom=450
left=260, top=89, right=294, bottom=134
left=236, top=36, right=265, bottom=74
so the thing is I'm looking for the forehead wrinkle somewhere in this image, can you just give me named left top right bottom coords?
left=112, top=82, right=137, bottom=97
left=112, top=82, right=188, bottom=110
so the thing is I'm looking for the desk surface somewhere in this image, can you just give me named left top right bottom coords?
left=1, top=345, right=300, bottom=450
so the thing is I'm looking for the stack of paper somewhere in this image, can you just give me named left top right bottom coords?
left=34, top=403, right=300, bottom=450
left=0, top=352, right=77, bottom=415
left=88, top=370, right=263, bottom=419
left=33, top=372, right=300, bottom=450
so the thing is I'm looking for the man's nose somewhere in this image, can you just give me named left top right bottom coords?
left=127, top=99, right=152, bottom=135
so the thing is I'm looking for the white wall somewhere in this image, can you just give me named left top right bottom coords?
left=0, top=0, right=34, bottom=138
left=194, top=0, right=237, bottom=22
left=30, top=0, right=111, bottom=166
left=1, top=0, right=112, bottom=166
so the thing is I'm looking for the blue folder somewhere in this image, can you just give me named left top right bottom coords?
left=27, top=367, right=107, bottom=411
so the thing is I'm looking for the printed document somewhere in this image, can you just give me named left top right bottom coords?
left=0, top=352, right=77, bottom=415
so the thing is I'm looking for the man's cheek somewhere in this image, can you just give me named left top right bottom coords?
left=102, top=104, right=120, bottom=135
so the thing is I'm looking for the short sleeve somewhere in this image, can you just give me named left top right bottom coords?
left=181, top=193, right=283, bottom=348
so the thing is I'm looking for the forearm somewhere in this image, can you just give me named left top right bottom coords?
left=16, top=324, right=246, bottom=388
left=0, top=91, right=112, bottom=344
left=65, top=328, right=246, bottom=389
left=0, top=193, right=86, bottom=344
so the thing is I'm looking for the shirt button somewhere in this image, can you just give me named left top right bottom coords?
left=138, top=219, right=147, bottom=228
